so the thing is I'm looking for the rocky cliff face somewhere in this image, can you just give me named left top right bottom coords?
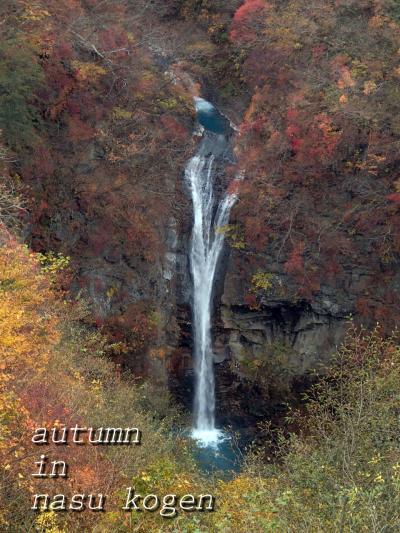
left=214, top=249, right=349, bottom=417
left=220, top=246, right=351, bottom=371
left=27, top=131, right=194, bottom=384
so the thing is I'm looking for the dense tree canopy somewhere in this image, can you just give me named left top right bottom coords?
left=226, top=0, right=400, bottom=326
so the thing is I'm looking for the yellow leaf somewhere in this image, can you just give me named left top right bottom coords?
left=363, top=80, right=377, bottom=95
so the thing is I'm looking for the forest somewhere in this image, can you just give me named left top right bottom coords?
left=1, top=0, right=400, bottom=531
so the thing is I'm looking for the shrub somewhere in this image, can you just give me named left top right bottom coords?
left=216, top=326, right=400, bottom=532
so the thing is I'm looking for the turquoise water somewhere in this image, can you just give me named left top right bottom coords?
left=194, top=97, right=230, bottom=134
left=177, top=427, right=243, bottom=475
left=193, top=435, right=242, bottom=475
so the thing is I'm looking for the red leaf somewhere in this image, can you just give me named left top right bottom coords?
left=387, top=193, right=400, bottom=203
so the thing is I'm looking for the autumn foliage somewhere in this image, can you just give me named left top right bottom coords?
left=230, top=0, right=270, bottom=44
left=0, top=235, right=202, bottom=531
left=228, top=0, right=400, bottom=325
left=1, top=1, right=400, bottom=530
left=0, top=0, right=198, bottom=362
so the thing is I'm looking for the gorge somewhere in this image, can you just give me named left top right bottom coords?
left=2, top=1, right=400, bottom=530
left=1, top=0, right=399, bottom=462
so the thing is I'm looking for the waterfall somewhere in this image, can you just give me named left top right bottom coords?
left=186, top=146, right=237, bottom=447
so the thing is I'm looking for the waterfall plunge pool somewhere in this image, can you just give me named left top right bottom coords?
left=184, top=427, right=245, bottom=475
left=191, top=428, right=224, bottom=448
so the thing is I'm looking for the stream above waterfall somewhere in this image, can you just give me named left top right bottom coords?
left=193, top=97, right=232, bottom=134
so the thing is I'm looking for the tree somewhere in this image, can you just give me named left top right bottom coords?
left=0, top=39, right=44, bottom=150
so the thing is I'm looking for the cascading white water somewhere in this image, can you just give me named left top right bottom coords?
left=186, top=151, right=237, bottom=448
